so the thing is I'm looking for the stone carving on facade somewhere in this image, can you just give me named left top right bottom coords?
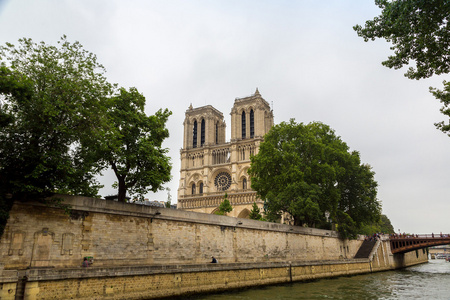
left=8, top=231, right=25, bottom=256
left=61, top=233, right=74, bottom=255
left=31, top=228, right=55, bottom=267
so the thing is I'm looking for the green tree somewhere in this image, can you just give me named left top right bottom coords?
left=249, top=202, right=263, bottom=220
left=248, top=120, right=381, bottom=238
left=0, top=37, right=113, bottom=200
left=360, top=214, right=395, bottom=236
left=0, top=37, right=113, bottom=236
left=354, top=1, right=450, bottom=134
left=379, top=214, right=395, bottom=234
left=0, top=66, right=34, bottom=235
left=215, top=193, right=233, bottom=215
left=101, top=87, right=172, bottom=202
left=0, top=67, right=30, bottom=129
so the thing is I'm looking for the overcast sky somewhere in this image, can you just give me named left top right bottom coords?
left=1, top=0, right=449, bottom=234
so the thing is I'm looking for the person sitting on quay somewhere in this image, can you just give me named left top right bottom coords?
left=82, top=257, right=89, bottom=267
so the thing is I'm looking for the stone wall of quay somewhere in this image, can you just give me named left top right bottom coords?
left=0, top=195, right=428, bottom=299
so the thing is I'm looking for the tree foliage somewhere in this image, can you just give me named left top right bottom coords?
left=248, top=120, right=381, bottom=238
left=0, top=37, right=112, bottom=200
left=0, top=36, right=173, bottom=234
left=380, top=214, right=395, bottom=233
left=249, top=202, right=263, bottom=220
left=100, top=87, right=172, bottom=202
left=354, top=0, right=450, bottom=134
left=215, top=193, right=233, bottom=215
left=0, top=37, right=115, bottom=236
left=360, top=214, right=395, bottom=236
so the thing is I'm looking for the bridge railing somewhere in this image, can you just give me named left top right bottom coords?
left=390, top=233, right=450, bottom=239
left=389, top=234, right=450, bottom=254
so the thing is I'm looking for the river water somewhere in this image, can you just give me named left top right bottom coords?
left=183, top=259, right=450, bottom=300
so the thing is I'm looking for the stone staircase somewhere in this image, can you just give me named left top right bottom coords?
left=354, top=240, right=377, bottom=258
left=14, top=271, right=27, bottom=300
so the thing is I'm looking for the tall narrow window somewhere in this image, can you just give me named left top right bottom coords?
left=250, top=109, right=254, bottom=138
left=192, top=183, right=196, bottom=195
left=242, top=111, right=246, bottom=139
left=201, top=119, right=205, bottom=146
left=199, top=182, right=203, bottom=194
left=193, top=120, right=197, bottom=148
left=243, top=178, right=247, bottom=190
left=215, top=122, right=218, bottom=144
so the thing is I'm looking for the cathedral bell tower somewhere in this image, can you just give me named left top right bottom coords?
left=177, top=89, right=274, bottom=218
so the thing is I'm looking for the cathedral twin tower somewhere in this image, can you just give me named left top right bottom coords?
left=178, top=89, right=274, bottom=218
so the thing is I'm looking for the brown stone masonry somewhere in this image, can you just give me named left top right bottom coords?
left=0, top=195, right=428, bottom=299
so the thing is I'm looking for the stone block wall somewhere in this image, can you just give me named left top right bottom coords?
left=0, top=195, right=429, bottom=299
left=0, top=195, right=360, bottom=270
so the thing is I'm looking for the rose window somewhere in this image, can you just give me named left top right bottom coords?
left=214, top=172, right=232, bottom=191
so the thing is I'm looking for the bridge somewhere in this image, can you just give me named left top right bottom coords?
left=390, top=234, right=450, bottom=254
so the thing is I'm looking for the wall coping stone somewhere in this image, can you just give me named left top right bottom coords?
left=27, top=194, right=341, bottom=237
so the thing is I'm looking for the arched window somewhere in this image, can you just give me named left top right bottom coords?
left=192, top=183, right=196, bottom=195
left=242, top=111, right=246, bottom=139
left=243, top=178, right=247, bottom=190
left=215, top=122, right=218, bottom=144
left=250, top=109, right=254, bottom=138
left=199, top=182, right=203, bottom=194
left=193, top=120, right=197, bottom=148
left=201, top=119, right=205, bottom=146
left=249, top=145, right=255, bottom=157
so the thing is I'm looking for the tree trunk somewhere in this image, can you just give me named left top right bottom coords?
left=117, top=177, right=127, bottom=202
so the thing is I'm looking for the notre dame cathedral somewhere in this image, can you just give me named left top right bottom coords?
left=177, top=89, right=274, bottom=218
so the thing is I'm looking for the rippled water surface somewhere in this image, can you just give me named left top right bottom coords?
left=182, top=259, right=450, bottom=300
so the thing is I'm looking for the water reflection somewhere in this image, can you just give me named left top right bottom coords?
left=182, top=260, right=450, bottom=300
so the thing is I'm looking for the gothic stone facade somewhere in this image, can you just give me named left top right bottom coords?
left=177, top=89, right=274, bottom=218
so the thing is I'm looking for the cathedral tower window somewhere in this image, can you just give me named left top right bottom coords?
left=240, top=146, right=245, bottom=160
left=199, top=182, right=203, bottom=194
left=242, top=178, right=247, bottom=190
left=250, top=109, right=254, bottom=138
left=201, top=119, right=205, bottom=146
left=192, top=183, right=196, bottom=195
left=193, top=120, right=197, bottom=148
left=215, top=122, right=218, bottom=144
left=242, top=111, right=246, bottom=139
